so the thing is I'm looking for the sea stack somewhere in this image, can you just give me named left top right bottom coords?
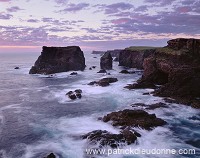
left=100, top=52, right=113, bottom=70
left=29, top=46, right=85, bottom=74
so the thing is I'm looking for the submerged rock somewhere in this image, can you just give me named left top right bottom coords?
left=29, top=46, right=85, bottom=74
left=100, top=52, right=113, bottom=70
left=102, top=109, right=166, bottom=130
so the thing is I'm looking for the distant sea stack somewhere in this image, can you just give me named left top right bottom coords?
left=100, top=52, right=113, bottom=70
left=29, top=46, right=85, bottom=74
left=119, top=47, right=156, bottom=69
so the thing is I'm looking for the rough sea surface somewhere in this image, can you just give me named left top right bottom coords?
left=0, top=52, right=200, bottom=158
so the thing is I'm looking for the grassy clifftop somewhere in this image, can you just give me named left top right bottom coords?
left=125, top=46, right=160, bottom=51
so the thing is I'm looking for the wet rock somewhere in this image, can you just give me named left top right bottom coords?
left=66, top=89, right=83, bottom=100
left=68, top=93, right=77, bottom=100
left=97, top=69, right=107, bottom=73
left=99, top=78, right=118, bottom=83
left=92, top=66, right=96, bottom=69
left=70, top=72, right=78, bottom=75
left=76, top=93, right=82, bottom=99
left=146, top=102, right=168, bottom=110
left=29, top=46, right=85, bottom=74
left=120, top=70, right=130, bottom=74
left=14, top=67, right=20, bottom=69
left=102, top=109, right=167, bottom=130
left=75, top=89, right=82, bottom=94
left=66, top=91, right=73, bottom=95
left=88, top=81, right=98, bottom=86
left=88, top=78, right=118, bottom=87
left=98, top=81, right=110, bottom=87
left=89, top=67, right=92, bottom=70
left=163, top=98, right=180, bottom=104
left=44, top=153, right=56, bottom=158
left=82, top=129, right=139, bottom=148
left=124, top=80, right=156, bottom=90
left=100, top=52, right=113, bottom=70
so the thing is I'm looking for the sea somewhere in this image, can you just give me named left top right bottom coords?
left=0, top=52, right=199, bottom=158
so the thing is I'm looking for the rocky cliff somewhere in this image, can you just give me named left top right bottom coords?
left=119, top=47, right=156, bottom=69
left=29, top=46, right=85, bottom=74
left=126, top=38, right=200, bottom=108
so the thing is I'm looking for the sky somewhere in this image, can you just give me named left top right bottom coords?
left=0, top=0, right=200, bottom=52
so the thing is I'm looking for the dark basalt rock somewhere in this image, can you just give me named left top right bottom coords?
left=76, top=93, right=82, bottom=99
left=88, top=78, right=118, bottom=87
left=82, top=129, right=139, bottom=148
left=100, top=52, right=113, bottom=70
left=75, top=89, right=82, bottom=94
left=98, top=81, right=110, bottom=87
left=102, top=109, right=167, bottom=130
left=120, top=70, right=130, bottom=74
left=29, top=46, right=85, bottom=74
left=44, top=153, right=56, bottom=158
left=66, top=89, right=83, bottom=100
left=68, top=94, right=77, bottom=100
left=70, top=72, right=78, bottom=75
left=14, top=67, right=20, bottom=69
left=99, top=78, right=118, bottom=83
left=97, top=69, right=107, bottom=73
left=146, top=103, right=168, bottom=110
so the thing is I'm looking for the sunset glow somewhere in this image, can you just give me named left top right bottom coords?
left=0, top=0, right=200, bottom=52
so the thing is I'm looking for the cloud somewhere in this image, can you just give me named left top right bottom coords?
left=0, top=13, right=12, bottom=19
left=144, top=0, right=175, bottom=6
left=0, top=0, right=11, bottom=2
left=95, top=2, right=134, bottom=15
left=7, top=6, right=22, bottom=12
left=27, top=19, right=40, bottom=23
left=60, top=3, right=89, bottom=13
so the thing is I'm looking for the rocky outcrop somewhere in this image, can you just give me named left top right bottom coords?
left=66, top=89, right=82, bottom=100
left=126, top=38, right=200, bottom=108
left=119, top=47, right=155, bottom=69
left=97, top=69, right=107, bottom=73
left=29, top=46, right=85, bottom=74
left=100, top=52, right=113, bottom=70
left=82, top=129, right=140, bottom=148
left=102, top=109, right=166, bottom=130
left=88, top=78, right=118, bottom=87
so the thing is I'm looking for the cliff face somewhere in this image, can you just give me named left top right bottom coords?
left=140, top=38, right=200, bottom=108
left=119, top=48, right=155, bottom=69
left=29, top=46, right=85, bottom=74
